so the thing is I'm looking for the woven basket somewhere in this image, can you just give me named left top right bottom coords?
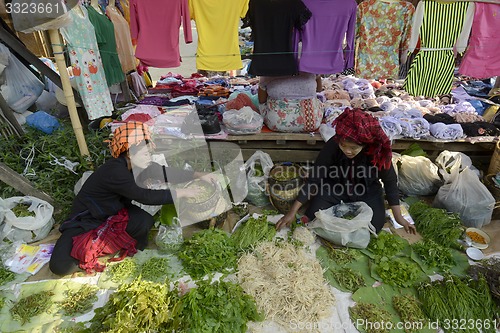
left=267, top=162, right=306, bottom=214
left=487, top=141, right=500, bottom=176
left=181, top=179, right=219, bottom=213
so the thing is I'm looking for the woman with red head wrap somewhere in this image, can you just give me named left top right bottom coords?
left=49, top=122, right=205, bottom=275
left=276, top=108, right=415, bottom=234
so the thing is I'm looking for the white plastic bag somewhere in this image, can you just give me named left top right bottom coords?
left=0, top=196, right=54, bottom=243
left=397, top=155, right=442, bottom=196
left=0, top=44, right=44, bottom=113
left=434, top=167, right=494, bottom=228
left=308, top=202, right=376, bottom=249
left=435, top=150, right=480, bottom=184
left=155, top=217, right=183, bottom=253
left=223, top=106, right=264, bottom=135
left=244, top=151, right=273, bottom=207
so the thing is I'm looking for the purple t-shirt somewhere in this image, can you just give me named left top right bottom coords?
left=295, top=0, right=357, bottom=74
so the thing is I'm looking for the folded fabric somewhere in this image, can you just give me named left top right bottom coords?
left=121, top=105, right=161, bottom=120
left=424, top=113, right=456, bottom=124
left=225, top=93, right=258, bottom=112
left=461, top=122, right=500, bottom=137
left=429, top=122, right=464, bottom=140
left=453, top=113, right=484, bottom=123
left=379, top=116, right=403, bottom=140
left=398, top=117, right=430, bottom=139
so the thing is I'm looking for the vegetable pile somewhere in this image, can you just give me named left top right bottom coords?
left=417, top=274, right=497, bottom=333
left=59, top=284, right=98, bottom=316
left=330, top=267, right=366, bottom=292
left=412, top=240, right=455, bottom=271
left=140, top=257, right=170, bottom=283
left=238, top=241, right=335, bottom=330
left=10, top=290, right=54, bottom=324
left=349, top=302, right=393, bottom=333
left=231, top=215, right=276, bottom=251
left=467, top=257, right=500, bottom=303
left=408, top=201, right=463, bottom=248
left=106, top=258, right=138, bottom=283
left=179, top=228, right=237, bottom=279
left=322, top=241, right=360, bottom=265
left=392, top=294, right=428, bottom=333
left=172, top=278, right=263, bottom=333
left=89, top=278, right=173, bottom=332
left=11, top=203, right=35, bottom=217
left=0, top=265, right=15, bottom=286
left=367, top=231, right=405, bottom=257
left=375, top=257, right=423, bottom=288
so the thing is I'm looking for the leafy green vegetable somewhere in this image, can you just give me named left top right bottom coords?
left=231, top=215, right=276, bottom=251
left=330, top=267, right=366, bottom=292
left=322, top=240, right=362, bottom=265
left=179, top=228, right=238, bottom=279
left=401, top=143, right=427, bottom=157
left=367, top=231, right=405, bottom=257
left=417, top=275, right=497, bottom=333
left=375, top=257, right=423, bottom=288
left=392, top=294, right=428, bottom=333
left=408, top=201, right=463, bottom=249
left=467, top=256, right=500, bottom=303
left=349, top=302, right=393, bottom=333
left=140, top=257, right=170, bottom=283
left=59, top=284, right=98, bottom=316
left=106, top=257, right=138, bottom=283
left=412, top=240, right=455, bottom=271
left=10, top=290, right=54, bottom=324
left=172, top=278, right=263, bottom=333
left=11, top=203, right=35, bottom=217
left=89, top=278, right=173, bottom=332
left=0, top=265, right=15, bottom=286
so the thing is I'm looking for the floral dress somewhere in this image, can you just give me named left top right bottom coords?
left=355, top=0, right=414, bottom=80
left=60, top=6, right=113, bottom=120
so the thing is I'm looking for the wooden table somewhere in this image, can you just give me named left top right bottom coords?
left=217, top=132, right=497, bottom=170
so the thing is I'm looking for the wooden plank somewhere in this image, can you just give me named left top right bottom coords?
left=0, top=162, right=55, bottom=205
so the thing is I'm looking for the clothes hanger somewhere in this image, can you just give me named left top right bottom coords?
left=90, top=0, right=103, bottom=13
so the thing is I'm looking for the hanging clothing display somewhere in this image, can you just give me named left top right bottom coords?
left=459, top=3, right=500, bottom=79
left=60, top=6, right=113, bottom=120
left=295, top=0, right=357, bottom=75
left=189, top=0, right=249, bottom=71
left=106, top=5, right=136, bottom=73
left=404, top=1, right=472, bottom=97
left=86, top=5, right=125, bottom=86
left=130, top=0, right=192, bottom=68
left=356, top=0, right=414, bottom=80
left=247, top=0, right=312, bottom=76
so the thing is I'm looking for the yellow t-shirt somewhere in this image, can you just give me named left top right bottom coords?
left=189, top=0, right=249, bottom=71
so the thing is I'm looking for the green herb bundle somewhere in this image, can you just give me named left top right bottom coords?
left=331, top=267, right=366, bottom=292
left=417, top=275, right=497, bottom=333
left=172, top=278, right=263, bottom=333
left=89, top=278, right=173, bottom=332
left=349, top=302, right=393, bottom=333
left=392, top=294, right=428, bottom=333
left=59, top=285, right=98, bottom=316
left=412, top=240, right=455, bottom=271
left=468, top=257, right=500, bottom=303
left=322, top=240, right=360, bottom=265
left=179, top=228, right=238, bottom=279
left=231, top=215, right=276, bottom=251
left=367, top=231, right=405, bottom=257
left=408, top=202, right=463, bottom=248
left=10, top=290, right=54, bottom=324
left=375, top=257, right=422, bottom=288
left=140, top=257, right=170, bottom=283
left=107, top=257, right=138, bottom=282
left=11, top=203, right=35, bottom=217
left=0, top=265, right=15, bottom=286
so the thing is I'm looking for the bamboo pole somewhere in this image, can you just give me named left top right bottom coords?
left=48, top=29, right=89, bottom=157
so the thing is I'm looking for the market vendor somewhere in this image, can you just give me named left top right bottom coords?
left=49, top=121, right=205, bottom=276
left=258, top=72, right=323, bottom=132
left=276, top=108, right=416, bottom=234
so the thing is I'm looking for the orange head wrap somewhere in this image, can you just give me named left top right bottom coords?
left=107, top=121, right=153, bottom=158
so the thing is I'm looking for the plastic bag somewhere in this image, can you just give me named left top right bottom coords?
left=0, top=44, right=44, bottom=113
left=0, top=196, right=54, bottom=243
left=223, top=106, right=263, bottom=135
left=434, top=150, right=480, bottom=184
left=155, top=217, right=183, bottom=253
left=74, top=170, right=94, bottom=195
left=397, top=155, right=441, bottom=196
left=307, top=201, right=376, bottom=249
left=433, top=167, right=494, bottom=228
left=11, top=0, right=75, bottom=33
left=25, top=110, right=60, bottom=134
left=244, top=151, right=273, bottom=207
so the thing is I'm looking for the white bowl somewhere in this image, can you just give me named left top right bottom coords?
left=465, top=228, right=490, bottom=250
left=466, top=247, right=484, bottom=261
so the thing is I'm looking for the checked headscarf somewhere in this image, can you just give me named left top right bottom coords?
left=107, top=121, right=153, bottom=158
left=333, top=108, right=392, bottom=170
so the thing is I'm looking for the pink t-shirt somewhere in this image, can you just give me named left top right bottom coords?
left=130, top=0, right=192, bottom=68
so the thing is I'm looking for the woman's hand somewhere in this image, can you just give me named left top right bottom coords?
left=276, top=212, right=296, bottom=231
left=175, top=187, right=203, bottom=199
left=396, top=216, right=416, bottom=234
